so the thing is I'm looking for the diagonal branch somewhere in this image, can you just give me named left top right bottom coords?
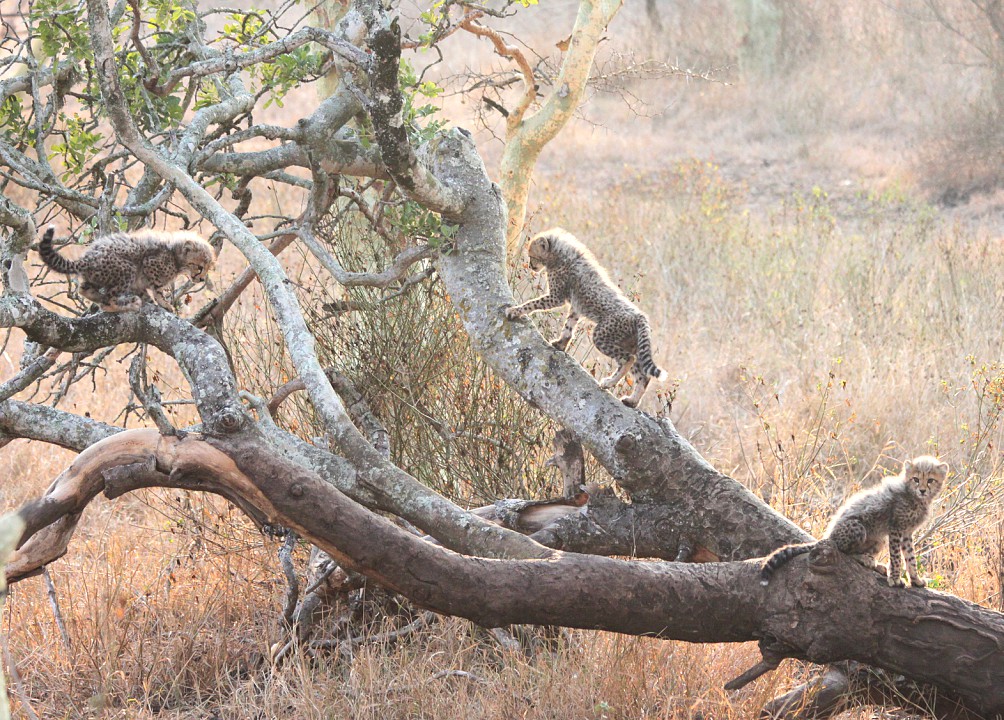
left=498, top=0, right=623, bottom=251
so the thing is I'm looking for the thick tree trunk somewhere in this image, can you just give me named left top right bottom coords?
left=5, top=430, right=1004, bottom=717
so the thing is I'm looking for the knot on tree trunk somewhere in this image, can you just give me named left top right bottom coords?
left=214, top=408, right=247, bottom=434
left=807, top=541, right=841, bottom=575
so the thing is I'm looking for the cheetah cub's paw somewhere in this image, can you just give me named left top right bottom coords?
left=620, top=395, right=639, bottom=408
left=888, top=575, right=908, bottom=588
left=551, top=337, right=570, bottom=351
left=505, top=306, right=525, bottom=321
left=909, top=576, right=928, bottom=588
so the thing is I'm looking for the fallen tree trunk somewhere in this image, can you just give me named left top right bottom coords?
left=7, top=429, right=1004, bottom=717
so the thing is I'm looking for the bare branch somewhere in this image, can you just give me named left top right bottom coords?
left=0, top=295, right=246, bottom=433
left=0, top=400, right=119, bottom=451
left=298, top=227, right=436, bottom=288
left=498, top=0, right=623, bottom=250
left=459, top=17, right=537, bottom=131
left=144, top=26, right=370, bottom=97
left=0, top=347, right=61, bottom=402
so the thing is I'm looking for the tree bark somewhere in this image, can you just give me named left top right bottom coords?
left=2, top=2, right=1001, bottom=717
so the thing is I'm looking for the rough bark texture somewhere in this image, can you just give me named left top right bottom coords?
left=428, top=127, right=808, bottom=562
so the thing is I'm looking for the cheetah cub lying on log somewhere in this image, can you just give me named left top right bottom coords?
left=39, top=227, right=215, bottom=312
left=506, top=228, right=667, bottom=408
left=760, top=455, right=948, bottom=588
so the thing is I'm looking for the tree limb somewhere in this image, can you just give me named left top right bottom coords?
left=5, top=431, right=1003, bottom=717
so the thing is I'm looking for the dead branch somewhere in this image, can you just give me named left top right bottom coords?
left=459, top=17, right=537, bottom=132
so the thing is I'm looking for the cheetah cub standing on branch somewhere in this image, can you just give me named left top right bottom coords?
left=39, top=227, right=215, bottom=312
left=760, top=455, right=948, bottom=588
left=505, top=228, right=668, bottom=408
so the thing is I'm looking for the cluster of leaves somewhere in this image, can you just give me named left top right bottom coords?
left=396, top=58, right=445, bottom=142
left=48, top=114, right=104, bottom=181
left=228, top=11, right=326, bottom=109
left=415, top=0, right=539, bottom=47
left=32, top=0, right=92, bottom=64
left=0, top=96, right=29, bottom=146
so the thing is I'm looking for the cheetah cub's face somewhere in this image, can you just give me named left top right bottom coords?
left=526, top=234, right=555, bottom=272
left=178, top=239, right=216, bottom=283
left=903, top=455, right=948, bottom=499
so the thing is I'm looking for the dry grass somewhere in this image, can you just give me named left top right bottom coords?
left=4, top=1, right=1004, bottom=718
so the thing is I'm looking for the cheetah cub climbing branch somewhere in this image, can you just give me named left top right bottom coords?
left=506, top=228, right=668, bottom=408
left=39, top=227, right=215, bottom=312
left=760, top=455, right=948, bottom=588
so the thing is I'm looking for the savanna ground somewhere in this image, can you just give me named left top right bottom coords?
left=2, top=0, right=1003, bottom=717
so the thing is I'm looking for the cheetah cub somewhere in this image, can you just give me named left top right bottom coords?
left=39, top=227, right=215, bottom=312
left=760, top=455, right=948, bottom=588
left=506, top=228, right=668, bottom=407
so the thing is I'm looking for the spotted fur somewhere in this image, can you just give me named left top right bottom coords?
left=760, top=456, right=948, bottom=587
left=505, top=228, right=668, bottom=407
left=39, top=227, right=215, bottom=312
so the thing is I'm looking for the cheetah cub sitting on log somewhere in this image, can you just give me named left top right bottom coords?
left=506, top=228, right=667, bottom=408
left=760, top=455, right=948, bottom=588
left=39, top=227, right=215, bottom=312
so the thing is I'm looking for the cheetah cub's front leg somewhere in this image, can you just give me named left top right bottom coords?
left=550, top=310, right=580, bottom=352
left=901, top=535, right=927, bottom=588
left=151, top=285, right=175, bottom=311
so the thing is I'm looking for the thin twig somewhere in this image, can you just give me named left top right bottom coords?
left=459, top=16, right=536, bottom=132
left=42, top=568, right=72, bottom=650
left=279, top=531, right=299, bottom=626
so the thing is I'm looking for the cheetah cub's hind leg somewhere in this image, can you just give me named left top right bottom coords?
left=621, top=363, right=651, bottom=408
left=599, top=355, right=636, bottom=390
left=104, top=294, right=144, bottom=312
left=593, top=315, right=636, bottom=391
left=79, top=281, right=107, bottom=306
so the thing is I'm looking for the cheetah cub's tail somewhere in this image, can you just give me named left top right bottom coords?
left=635, top=315, right=668, bottom=381
left=38, top=227, right=81, bottom=275
left=759, top=542, right=816, bottom=585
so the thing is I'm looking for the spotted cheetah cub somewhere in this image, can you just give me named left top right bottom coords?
left=506, top=228, right=668, bottom=407
left=39, top=227, right=215, bottom=312
left=760, top=456, right=948, bottom=588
